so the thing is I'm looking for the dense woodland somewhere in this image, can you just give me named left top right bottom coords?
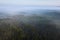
left=0, top=13, right=60, bottom=40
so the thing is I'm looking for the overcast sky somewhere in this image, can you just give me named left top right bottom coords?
left=0, top=0, right=60, bottom=6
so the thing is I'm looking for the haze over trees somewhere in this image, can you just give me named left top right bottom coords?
left=0, top=10, right=60, bottom=40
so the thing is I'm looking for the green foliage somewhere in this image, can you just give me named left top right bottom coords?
left=0, top=16, right=59, bottom=40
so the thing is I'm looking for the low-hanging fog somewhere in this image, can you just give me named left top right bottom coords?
left=0, top=6, right=60, bottom=40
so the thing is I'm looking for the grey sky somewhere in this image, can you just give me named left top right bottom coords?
left=0, top=0, right=60, bottom=6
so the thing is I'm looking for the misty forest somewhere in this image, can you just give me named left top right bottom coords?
left=0, top=9, right=60, bottom=40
